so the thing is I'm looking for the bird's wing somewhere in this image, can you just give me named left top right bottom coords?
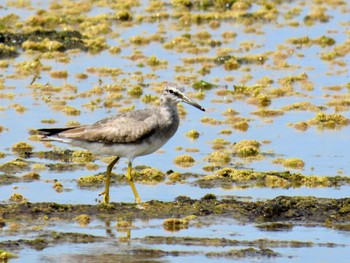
left=58, top=109, right=159, bottom=143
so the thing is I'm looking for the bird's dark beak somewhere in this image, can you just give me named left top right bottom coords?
left=181, top=95, right=205, bottom=111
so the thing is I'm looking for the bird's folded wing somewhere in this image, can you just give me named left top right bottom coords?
left=58, top=115, right=158, bottom=143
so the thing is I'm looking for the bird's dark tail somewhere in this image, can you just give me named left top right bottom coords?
left=37, top=127, right=77, bottom=137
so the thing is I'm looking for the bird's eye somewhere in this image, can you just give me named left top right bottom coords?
left=168, top=89, right=174, bottom=94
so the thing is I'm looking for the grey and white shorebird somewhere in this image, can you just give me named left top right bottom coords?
left=37, top=83, right=205, bottom=204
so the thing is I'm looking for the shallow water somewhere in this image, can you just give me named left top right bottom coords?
left=1, top=0, right=350, bottom=262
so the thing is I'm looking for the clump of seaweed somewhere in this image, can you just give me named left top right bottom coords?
left=173, top=154, right=195, bottom=168
left=308, top=112, right=350, bottom=129
left=233, top=140, right=260, bottom=157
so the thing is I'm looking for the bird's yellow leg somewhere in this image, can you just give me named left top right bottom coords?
left=125, top=160, right=141, bottom=204
left=100, top=156, right=120, bottom=204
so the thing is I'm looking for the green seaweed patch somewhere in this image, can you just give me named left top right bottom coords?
left=32, top=149, right=77, bottom=162
left=53, top=181, right=64, bottom=192
left=84, top=37, right=108, bottom=54
left=303, top=8, right=330, bottom=25
left=22, top=171, right=40, bottom=181
left=320, top=38, right=350, bottom=61
left=0, top=231, right=104, bottom=251
left=247, top=94, right=271, bottom=107
left=173, top=154, right=195, bottom=168
left=211, top=138, right=231, bottom=149
left=133, top=168, right=165, bottom=183
left=0, top=173, right=21, bottom=185
left=201, top=116, right=222, bottom=125
left=163, top=217, right=189, bottom=232
left=206, top=247, right=279, bottom=259
left=192, top=80, right=217, bottom=90
left=216, top=54, right=266, bottom=68
left=293, top=121, right=309, bottom=131
left=12, top=141, right=34, bottom=153
left=307, top=112, right=350, bottom=129
left=231, top=84, right=265, bottom=97
left=41, top=118, right=57, bottom=124
left=232, top=120, right=249, bottom=131
left=251, top=109, right=284, bottom=118
left=63, top=105, right=81, bottom=116
left=219, top=129, right=232, bottom=135
left=233, top=140, right=260, bottom=157
left=282, top=101, right=321, bottom=112
left=0, top=30, right=86, bottom=53
left=86, top=67, right=124, bottom=77
left=288, top=36, right=335, bottom=47
left=140, top=235, right=324, bottom=249
left=0, top=158, right=30, bottom=173
left=196, top=168, right=345, bottom=189
left=9, top=193, right=27, bottom=203
left=0, top=43, right=18, bottom=58
left=205, top=151, right=231, bottom=166
left=50, top=70, right=68, bottom=79
left=22, top=38, right=64, bottom=52
left=273, top=158, right=305, bottom=169
left=77, top=173, right=106, bottom=187
left=327, top=97, right=350, bottom=112
left=331, top=223, right=350, bottom=232
left=71, top=150, right=95, bottom=163
left=186, top=129, right=200, bottom=139
left=127, top=86, right=143, bottom=98
left=146, top=56, right=168, bottom=68
left=256, top=222, right=293, bottom=231
left=141, top=94, right=158, bottom=104
left=0, top=250, right=18, bottom=260
left=167, top=171, right=184, bottom=182
left=278, top=72, right=308, bottom=86
left=114, top=10, right=133, bottom=21
left=75, top=214, right=91, bottom=226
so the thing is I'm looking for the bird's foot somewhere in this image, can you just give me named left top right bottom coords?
left=135, top=197, right=142, bottom=204
left=98, top=191, right=110, bottom=204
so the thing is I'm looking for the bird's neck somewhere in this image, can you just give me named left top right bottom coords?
left=160, top=100, right=179, bottom=127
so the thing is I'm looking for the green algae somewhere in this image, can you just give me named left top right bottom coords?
left=205, top=151, right=231, bottom=166
left=140, top=235, right=337, bottom=248
left=0, top=174, right=20, bottom=185
left=274, top=158, right=305, bottom=169
left=186, top=129, right=200, bottom=139
left=233, top=140, right=260, bottom=157
left=9, top=193, right=27, bottom=203
left=196, top=168, right=350, bottom=189
left=206, top=247, right=279, bottom=258
left=163, top=217, right=189, bottom=232
left=192, top=80, right=217, bottom=90
left=173, top=154, right=195, bottom=168
left=0, top=158, right=30, bottom=173
left=0, top=232, right=104, bottom=252
left=308, top=112, right=350, bottom=129
left=0, top=250, right=17, bottom=260
left=252, top=109, right=284, bottom=118
left=11, top=142, right=34, bottom=154
left=75, top=214, right=91, bottom=226
left=0, top=30, right=86, bottom=55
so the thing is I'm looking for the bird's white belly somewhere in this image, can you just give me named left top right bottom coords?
left=69, top=137, right=169, bottom=160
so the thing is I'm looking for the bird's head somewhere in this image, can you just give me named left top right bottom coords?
left=162, top=83, right=205, bottom=111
